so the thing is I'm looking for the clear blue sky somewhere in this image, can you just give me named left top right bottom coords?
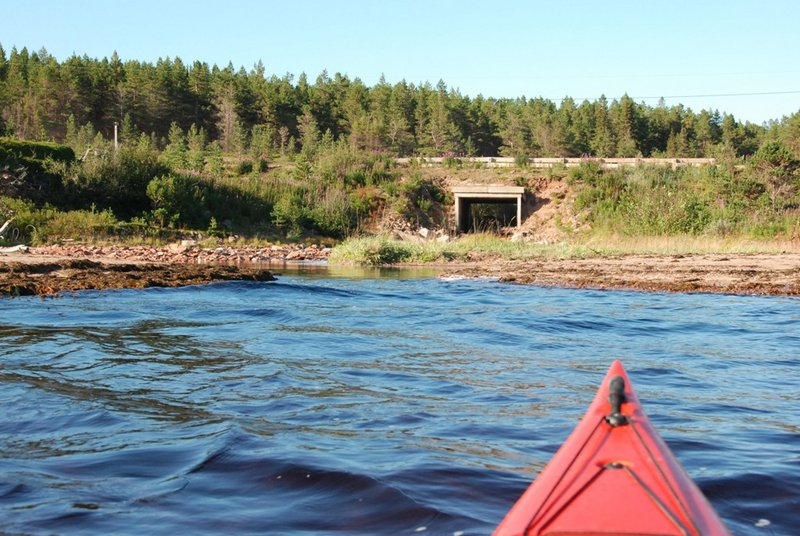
left=4, top=0, right=799, bottom=124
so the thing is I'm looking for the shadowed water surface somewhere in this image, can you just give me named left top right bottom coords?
left=1, top=273, right=798, bottom=535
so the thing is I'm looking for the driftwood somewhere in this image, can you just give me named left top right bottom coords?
left=0, top=218, right=13, bottom=238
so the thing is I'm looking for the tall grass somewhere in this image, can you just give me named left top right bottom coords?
left=330, top=230, right=800, bottom=265
left=579, top=233, right=800, bottom=255
left=0, top=197, right=119, bottom=245
left=330, top=234, right=602, bottom=265
left=569, top=163, right=800, bottom=241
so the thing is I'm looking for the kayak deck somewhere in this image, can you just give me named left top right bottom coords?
left=494, top=360, right=729, bottom=536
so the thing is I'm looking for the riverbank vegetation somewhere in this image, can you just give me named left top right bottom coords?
left=1, top=44, right=799, bottom=258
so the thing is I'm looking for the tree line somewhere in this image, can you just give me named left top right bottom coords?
left=2, top=44, right=799, bottom=160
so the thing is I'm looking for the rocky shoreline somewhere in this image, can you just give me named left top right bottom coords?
left=442, top=253, right=800, bottom=297
left=29, top=242, right=331, bottom=264
left=0, top=241, right=326, bottom=297
left=2, top=242, right=799, bottom=298
left=0, top=258, right=276, bottom=297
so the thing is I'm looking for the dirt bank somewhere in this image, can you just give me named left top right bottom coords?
left=442, top=253, right=800, bottom=296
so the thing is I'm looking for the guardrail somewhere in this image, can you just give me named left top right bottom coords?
left=395, top=157, right=716, bottom=169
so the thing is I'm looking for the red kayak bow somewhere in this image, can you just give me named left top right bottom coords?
left=494, top=360, right=729, bottom=535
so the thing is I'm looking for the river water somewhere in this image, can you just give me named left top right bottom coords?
left=0, top=270, right=798, bottom=535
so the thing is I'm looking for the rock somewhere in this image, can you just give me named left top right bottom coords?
left=418, top=227, right=430, bottom=238
left=511, top=231, right=528, bottom=242
left=167, top=242, right=188, bottom=253
left=0, top=244, right=29, bottom=254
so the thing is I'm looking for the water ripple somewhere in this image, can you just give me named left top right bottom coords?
left=0, top=276, right=798, bottom=534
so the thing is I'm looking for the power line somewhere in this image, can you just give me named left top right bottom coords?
left=630, top=90, right=800, bottom=100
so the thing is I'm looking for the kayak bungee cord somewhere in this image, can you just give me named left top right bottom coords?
left=494, top=360, right=730, bottom=536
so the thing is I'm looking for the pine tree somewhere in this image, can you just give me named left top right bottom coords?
left=120, top=112, right=137, bottom=144
left=215, top=86, right=239, bottom=153
left=250, top=123, right=276, bottom=159
left=186, top=123, right=207, bottom=172
left=0, top=44, right=7, bottom=81
left=298, top=107, right=320, bottom=157
left=500, top=103, right=532, bottom=157
left=611, top=95, right=641, bottom=157
left=161, top=121, right=187, bottom=168
left=65, top=114, right=79, bottom=149
left=590, top=96, right=615, bottom=157
left=206, top=140, right=223, bottom=176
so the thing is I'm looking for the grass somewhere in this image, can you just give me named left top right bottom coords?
left=329, top=235, right=446, bottom=265
left=578, top=233, right=800, bottom=255
left=330, top=232, right=800, bottom=266
left=330, top=234, right=600, bottom=265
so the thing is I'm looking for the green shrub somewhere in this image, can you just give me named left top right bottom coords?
left=443, top=155, right=462, bottom=168
left=330, top=236, right=414, bottom=265
left=33, top=206, right=118, bottom=243
left=146, top=174, right=206, bottom=227
left=65, top=136, right=168, bottom=218
left=706, top=218, right=737, bottom=237
left=307, top=187, right=356, bottom=238
left=0, top=138, right=74, bottom=204
left=350, top=187, right=384, bottom=217
left=237, top=160, right=254, bottom=175
left=314, top=140, right=398, bottom=187
left=0, top=137, right=75, bottom=164
left=567, top=161, right=603, bottom=185
left=0, top=196, right=118, bottom=244
left=680, top=196, right=712, bottom=234
left=272, top=191, right=309, bottom=236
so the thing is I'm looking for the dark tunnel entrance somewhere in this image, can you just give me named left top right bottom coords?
left=452, top=186, right=525, bottom=234
left=459, top=198, right=519, bottom=233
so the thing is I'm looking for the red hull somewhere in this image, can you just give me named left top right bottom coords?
left=494, top=360, right=729, bottom=536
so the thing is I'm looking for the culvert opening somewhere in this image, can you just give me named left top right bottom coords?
left=462, top=199, right=519, bottom=233
left=452, top=186, right=525, bottom=234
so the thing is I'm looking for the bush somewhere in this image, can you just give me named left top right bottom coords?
left=307, top=187, right=356, bottom=238
left=0, top=137, right=75, bottom=164
left=0, top=138, right=74, bottom=203
left=350, top=186, right=384, bottom=217
left=314, top=140, right=398, bottom=187
left=66, top=136, right=168, bottom=218
left=567, top=161, right=603, bottom=185
left=237, top=160, right=254, bottom=175
left=146, top=174, right=206, bottom=228
left=443, top=155, right=462, bottom=168
left=271, top=190, right=310, bottom=237
left=681, top=196, right=712, bottom=234
left=750, top=140, right=800, bottom=209
left=0, top=195, right=118, bottom=244
left=329, top=236, right=414, bottom=265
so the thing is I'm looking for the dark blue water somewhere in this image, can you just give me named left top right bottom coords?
left=1, top=272, right=798, bottom=535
